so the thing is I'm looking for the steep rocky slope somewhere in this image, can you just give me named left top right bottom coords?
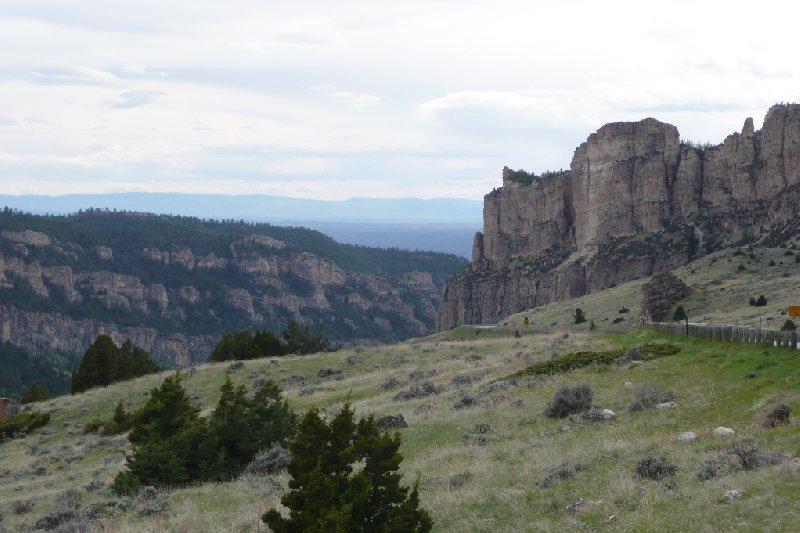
left=438, top=104, right=800, bottom=329
left=0, top=211, right=466, bottom=364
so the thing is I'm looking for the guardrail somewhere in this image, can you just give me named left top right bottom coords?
left=646, top=321, right=798, bottom=350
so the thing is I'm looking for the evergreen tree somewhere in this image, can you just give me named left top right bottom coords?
left=672, top=305, right=687, bottom=321
left=113, top=374, right=296, bottom=493
left=283, top=319, right=330, bottom=354
left=781, top=319, right=797, bottom=331
left=263, top=404, right=432, bottom=532
left=574, top=308, right=587, bottom=325
left=71, top=335, right=160, bottom=394
left=21, top=383, right=48, bottom=404
left=755, top=295, right=768, bottom=307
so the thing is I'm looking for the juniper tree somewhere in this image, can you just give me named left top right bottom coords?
left=263, top=404, right=432, bottom=532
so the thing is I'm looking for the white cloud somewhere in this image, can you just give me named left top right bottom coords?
left=1, top=1, right=800, bottom=200
left=109, top=90, right=165, bottom=108
left=29, top=62, right=120, bottom=85
left=328, top=91, right=381, bottom=107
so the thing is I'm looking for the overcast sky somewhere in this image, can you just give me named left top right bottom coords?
left=1, top=1, right=798, bottom=200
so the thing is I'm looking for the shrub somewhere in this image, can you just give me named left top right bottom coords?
left=511, top=343, right=681, bottom=378
left=696, top=453, right=741, bottom=481
left=729, top=438, right=786, bottom=470
left=537, top=461, right=588, bottom=488
left=630, top=384, right=676, bottom=411
left=375, top=414, right=409, bottom=431
left=618, top=306, right=629, bottom=314
left=764, top=403, right=791, bottom=427
left=574, top=308, right=587, bottom=324
left=544, top=384, right=593, bottom=418
left=0, top=411, right=50, bottom=440
left=755, top=295, right=768, bottom=307
left=394, top=382, right=443, bottom=401
left=780, top=320, right=797, bottom=332
left=749, top=297, right=756, bottom=306
left=612, top=317, right=625, bottom=324
left=262, top=404, right=432, bottom=532
left=245, top=444, right=292, bottom=476
left=12, top=500, right=34, bottom=514
left=768, top=260, right=776, bottom=266
left=381, top=377, right=399, bottom=390
left=636, top=456, right=677, bottom=480
left=795, top=254, right=800, bottom=264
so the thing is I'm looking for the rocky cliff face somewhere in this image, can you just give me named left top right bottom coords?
left=0, top=215, right=462, bottom=364
left=438, top=104, right=800, bottom=330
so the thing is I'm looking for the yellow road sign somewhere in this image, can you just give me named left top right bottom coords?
left=790, top=306, right=800, bottom=317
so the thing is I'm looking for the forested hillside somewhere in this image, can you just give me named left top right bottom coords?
left=0, top=209, right=467, bottom=369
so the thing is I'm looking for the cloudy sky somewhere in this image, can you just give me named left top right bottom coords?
left=1, top=1, right=798, bottom=200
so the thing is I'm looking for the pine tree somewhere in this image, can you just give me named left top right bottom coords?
left=672, top=305, right=687, bottom=321
left=574, top=308, right=587, bottom=324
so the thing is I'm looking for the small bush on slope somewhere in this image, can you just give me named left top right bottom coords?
left=544, top=384, right=594, bottom=418
left=0, top=411, right=50, bottom=440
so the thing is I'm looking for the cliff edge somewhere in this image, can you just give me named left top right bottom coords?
left=437, top=104, right=800, bottom=330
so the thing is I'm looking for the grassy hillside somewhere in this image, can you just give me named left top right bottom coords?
left=496, top=242, right=800, bottom=334
left=1, top=325, right=797, bottom=531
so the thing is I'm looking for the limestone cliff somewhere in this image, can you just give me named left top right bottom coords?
left=438, top=104, right=800, bottom=330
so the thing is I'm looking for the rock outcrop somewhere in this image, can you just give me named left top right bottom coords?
left=640, top=272, right=690, bottom=322
left=438, top=104, right=800, bottom=330
left=0, top=215, right=458, bottom=363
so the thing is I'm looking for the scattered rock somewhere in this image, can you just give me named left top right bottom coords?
left=345, top=355, right=362, bottom=365
left=566, top=498, right=587, bottom=514
left=511, top=400, right=525, bottom=409
left=723, top=490, right=745, bottom=501
left=640, top=271, right=691, bottom=322
left=785, top=458, right=800, bottom=474
left=562, top=425, right=571, bottom=432
left=713, top=427, right=735, bottom=436
left=602, top=409, right=616, bottom=419
left=656, top=402, right=678, bottom=410
left=678, top=431, right=698, bottom=442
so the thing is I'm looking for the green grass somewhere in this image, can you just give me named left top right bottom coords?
left=0, top=327, right=797, bottom=532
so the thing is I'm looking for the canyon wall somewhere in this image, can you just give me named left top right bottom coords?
left=438, top=104, right=800, bottom=330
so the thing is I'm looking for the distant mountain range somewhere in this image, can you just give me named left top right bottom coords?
left=0, top=193, right=482, bottom=223
left=0, top=193, right=482, bottom=257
